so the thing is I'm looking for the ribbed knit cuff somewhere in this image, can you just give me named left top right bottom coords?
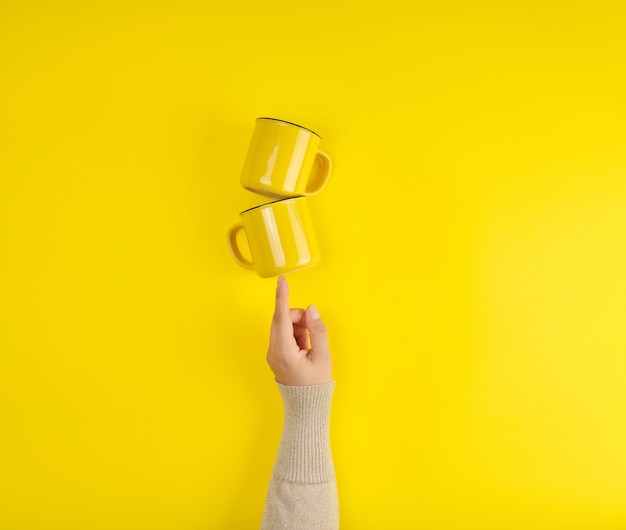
left=272, top=379, right=336, bottom=485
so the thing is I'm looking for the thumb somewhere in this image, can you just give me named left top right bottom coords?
left=304, top=305, right=330, bottom=356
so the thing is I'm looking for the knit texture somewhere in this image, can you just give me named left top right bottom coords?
left=261, top=380, right=339, bottom=529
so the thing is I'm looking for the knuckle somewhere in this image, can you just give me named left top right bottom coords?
left=313, top=320, right=327, bottom=332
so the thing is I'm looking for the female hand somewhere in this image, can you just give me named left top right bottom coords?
left=266, top=275, right=332, bottom=386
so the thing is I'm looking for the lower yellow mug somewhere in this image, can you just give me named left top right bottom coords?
left=227, top=197, right=321, bottom=278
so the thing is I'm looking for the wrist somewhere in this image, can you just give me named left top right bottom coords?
left=273, top=379, right=336, bottom=484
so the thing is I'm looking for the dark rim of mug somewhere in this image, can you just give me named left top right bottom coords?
left=240, top=196, right=304, bottom=215
left=257, top=117, right=321, bottom=139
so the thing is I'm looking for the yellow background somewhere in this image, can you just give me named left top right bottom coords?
left=1, top=1, right=625, bottom=528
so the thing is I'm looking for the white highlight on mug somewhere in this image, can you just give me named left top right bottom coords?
left=260, top=145, right=279, bottom=187
left=261, top=208, right=286, bottom=268
left=282, top=130, right=309, bottom=193
left=288, top=206, right=311, bottom=266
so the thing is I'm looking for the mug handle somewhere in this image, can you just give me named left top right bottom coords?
left=227, top=223, right=255, bottom=269
left=305, top=150, right=332, bottom=195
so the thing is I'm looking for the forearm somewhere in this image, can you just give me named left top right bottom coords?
left=261, top=380, right=339, bottom=529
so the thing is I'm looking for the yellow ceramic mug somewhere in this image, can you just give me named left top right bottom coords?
left=240, top=117, right=332, bottom=198
left=227, top=197, right=321, bottom=278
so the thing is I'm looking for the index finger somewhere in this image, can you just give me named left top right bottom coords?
left=274, top=274, right=290, bottom=320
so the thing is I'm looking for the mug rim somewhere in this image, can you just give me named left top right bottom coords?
left=256, top=117, right=321, bottom=139
left=239, top=196, right=304, bottom=215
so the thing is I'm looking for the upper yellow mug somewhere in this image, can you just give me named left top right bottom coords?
left=240, top=117, right=332, bottom=198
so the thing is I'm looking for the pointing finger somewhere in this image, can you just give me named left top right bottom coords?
left=274, top=275, right=290, bottom=320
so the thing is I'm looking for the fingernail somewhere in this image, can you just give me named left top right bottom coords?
left=277, top=275, right=283, bottom=289
left=309, top=305, right=320, bottom=320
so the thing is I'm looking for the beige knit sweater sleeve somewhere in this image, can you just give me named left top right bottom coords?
left=261, top=380, right=339, bottom=529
